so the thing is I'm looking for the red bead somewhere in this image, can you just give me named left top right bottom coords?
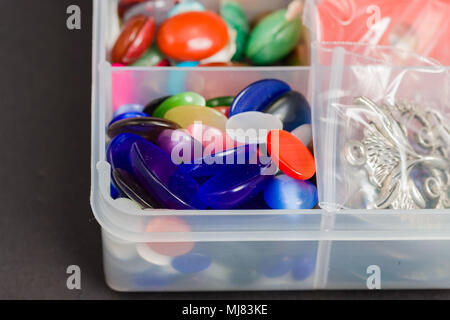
left=213, top=106, right=230, bottom=118
left=111, top=15, right=156, bottom=65
left=267, top=130, right=316, bottom=180
left=117, top=0, right=146, bottom=18
left=157, top=11, right=229, bottom=61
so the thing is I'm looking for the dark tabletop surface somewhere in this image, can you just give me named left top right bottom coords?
left=0, top=0, right=448, bottom=300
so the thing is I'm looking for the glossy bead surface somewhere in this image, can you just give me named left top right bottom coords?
left=246, top=8, right=301, bottom=65
left=206, top=96, right=234, bottom=107
left=164, top=105, right=227, bottom=131
left=130, top=139, right=206, bottom=209
left=186, top=123, right=235, bottom=155
left=112, top=15, right=156, bottom=65
left=291, top=123, right=312, bottom=147
left=118, top=0, right=146, bottom=18
left=113, top=168, right=161, bottom=208
left=144, top=217, right=195, bottom=257
left=171, top=252, right=211, bottom=273
left=264, top=174, right=317, bottom=209
left=229, top=79, right=291, bottom=117
left=213, top=106, right=230, bottom=118
left=198, top=164, right=273, bottom=209
left=167, top=0, right=205, bottom=17
left=157, top=11, right=229, bottom=61
left=114, top=103, right=144, bottom=116
left=108, top=112, right=147, bottom=126
left=156, top=129, right=203, bottom=163
left=262, top=91, right=311, bottom=131
left=220, top=0, right=249, bottom=61
left=107, top=116, right=181, bottom=142
left=153, top=92, right=206, bottom=118
left=267, top=130, right=316, bottom=180
left=143, top=95, right=171, bottom=116
left=130, top=44, right=165, bottom=67
left=226, top=111, right=283, bottom=144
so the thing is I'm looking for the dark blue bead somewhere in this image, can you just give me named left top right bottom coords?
left=107, top=133, right=146, bottom=173
left=229, top=79, right=291, bottom=117
left=108, top=112, right=147, bottom=126
left=262, top=91, right=311, bottom=131
left=291, top=254, right=316, bottom=281
left=264, top=175, right=318, bottom=209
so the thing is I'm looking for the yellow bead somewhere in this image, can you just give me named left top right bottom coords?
left=164, top=105, right=227, bottom=131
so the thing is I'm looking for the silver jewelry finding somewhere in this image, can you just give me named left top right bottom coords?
left=344, top=97, right=450, bottom=210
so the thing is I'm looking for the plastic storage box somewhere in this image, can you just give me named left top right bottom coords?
left=91, top=0, right=450, bottom=291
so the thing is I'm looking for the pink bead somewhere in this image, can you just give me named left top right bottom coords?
left=186, top=123, right=237, bottom=156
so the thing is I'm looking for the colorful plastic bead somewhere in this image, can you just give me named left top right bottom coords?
left=186, top=123, right=235, bottom=155
left=171, top=252, right=211, bottom=273
left=111, top=15, right=156, bottom=65
left=152, top=92, right=206, bottom=118
left=108, top=111, right=147, bottom=126
left=143, top=96, right=171, bottom=116
left=130, top=139, right=206, bottom=209
left=226, top=111, right=283, bottom=144
left=130, top=44, right=165, bottom=67
left=114, top=103, right=144, bottom=117
left=164, top=105, right=228, bottom=131
left=198, top=163, right=273, bottom=209
left=267, top=130, right=316, bottom=180
left=157, top=11, right=229, bottom=61
left=291, top=254, right=316, bottom=281
left=123, top=0, right=177, bottom=25
left=229, top=79, right=291, bottom=117
left=144, top=216, right=195, bottom=257
left=118, top=0, right=146, bottom=18
left=245, top=1, right=302, bottom=65
left=262, top=91, right=311, bottom=131
left=206, top=96, right=234, bottom=107
left=213, top=106, right=230, bottom=118
left=107, top=133, right=146, bottom=173
left=198, top=25, right=237, bottom=65
left=113, top=168, right=161, bottom=208
left=167, top=0, right=205, bottom=17
left=156, top=129, right=203, bottom=163
left=220, top=0, right=249, bottom=61
left=107, top=116, right=181, bottom=142
left=291, top=123, right=312, bottom=147
left=264, top=174, right=317, bottom=209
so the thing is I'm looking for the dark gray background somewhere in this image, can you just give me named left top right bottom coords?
left=0, top=0, right=448, bottom=300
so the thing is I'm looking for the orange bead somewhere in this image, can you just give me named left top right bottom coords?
left=267, top=130, right=316, bottom=180
left=111, top=15, right=156, bottom=65
left=213, top=106, right=230, bottom=117
left=157, top=11, right=229, bottom=61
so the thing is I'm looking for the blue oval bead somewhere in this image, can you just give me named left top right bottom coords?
left=113, top=103, right=144, bottom=117
left=261, top=255, right=293, bottom=278
left=291, top=254, right=316, bottom=281
left=171, top=252, right=211, bottom=273
left=130, top=139, right=206, bottom=209
left=107, top=133, right=146, bottom=173
left=176, top=61, right=200, bottom=67
left=229, top=79, right=291, bottom=117
left=178, top=144, right=259, bottom=179
left=262, top=91, right=311, bottom=131
left=108, top=112, right=148, bottom=126
left=198, top=164, right=273, bottom=209
left=264, top=175, right=318, bottom=209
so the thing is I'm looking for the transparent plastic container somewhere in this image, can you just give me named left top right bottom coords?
left=91, top=0, right=450, bottom=291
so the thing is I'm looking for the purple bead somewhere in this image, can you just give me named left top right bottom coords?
left=291, top=254, right=316, bottom=281
left=130, top=139, right=206, bottom=209
left=113, top=103, right=144, bottom=117
left=198, top=164, right=273, bottom=209
left=107, top=117, right=181, bottom=142
left=178, top=144, right=259, bottom=178
left=156, top=129, right=203, bottom=163
left=108, top=112, right=148, bottom=126
left=229, top=79, right=291, bottom=117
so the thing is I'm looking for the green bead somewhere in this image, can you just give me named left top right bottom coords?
left=220, top=0, right=249, bottom=61
left=245, top=9, right=301, bottom=65
left=130, top=45, right=164, bottom=67
left=152, top=92, right=206, bottom=118
left=206, top=96, right=235, bottom=107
